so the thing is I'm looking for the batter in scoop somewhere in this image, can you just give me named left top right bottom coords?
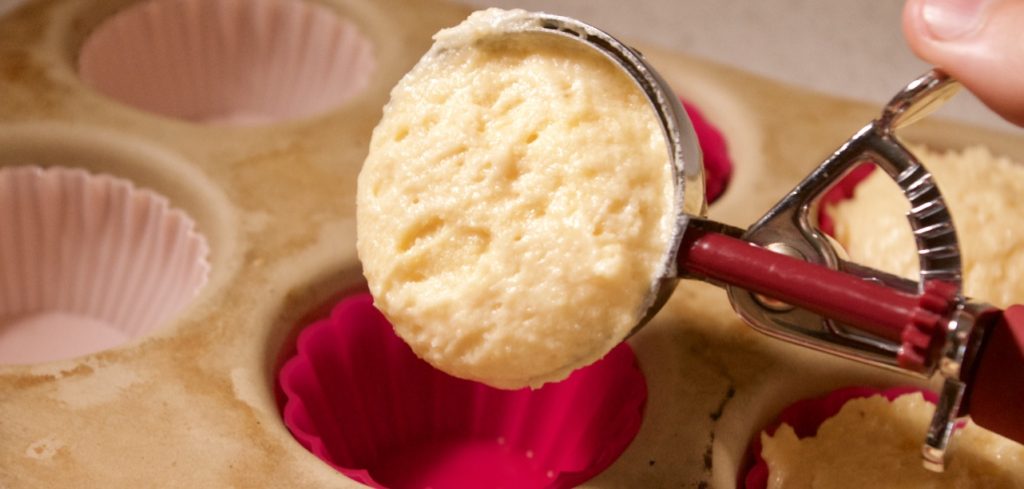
left=357, top=9, right=675, bottom=389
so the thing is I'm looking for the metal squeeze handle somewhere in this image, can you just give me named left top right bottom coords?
left=678, top=226, right=1024, bottom=448
left=702, top=70, right=995, bottom=471
left=727, top=71, right=965, bottom=375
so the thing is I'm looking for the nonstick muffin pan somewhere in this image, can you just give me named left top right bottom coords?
left=2, top=0, right=1023, bottom=487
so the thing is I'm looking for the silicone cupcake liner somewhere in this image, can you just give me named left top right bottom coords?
left=816, top=163, right=876, bottom=236
left=681, top=99, right=733, bottom=204
left=78, top=0, right=375, bottom=125
left=279, top=293, right=647, bottom=489
left=0, top=166, right=209, bottom=364
left=742, top=385, right=938, bottom=489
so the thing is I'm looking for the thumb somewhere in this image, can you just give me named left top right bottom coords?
left=903, top=0, right=1024, bottom=126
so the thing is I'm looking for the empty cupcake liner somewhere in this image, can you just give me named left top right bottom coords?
left=742, top=385, right=938, bottom=489
left=681, top=99, right=733, bottom=204
left=279, top=293, right=647, bottom=489
left=78, top=0, right=375, bottom=125
left=0, top=166, right=209, bottom=364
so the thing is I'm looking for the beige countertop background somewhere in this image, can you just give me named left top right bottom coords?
left=460, top=0, right=1015, bottom=133
left=3, top=0, right=1014, bottom=133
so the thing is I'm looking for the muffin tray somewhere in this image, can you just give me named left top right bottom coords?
left=2, top=0, right=1023, bottom=487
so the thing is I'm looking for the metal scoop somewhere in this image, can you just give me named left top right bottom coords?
left=484, top=11, right=1024, bottom=472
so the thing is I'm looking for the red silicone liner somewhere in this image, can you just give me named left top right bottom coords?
left=681, top=99, right=733, bottom=204
left=742, top=386, right=938, bottom=489
left=278, top=293, right=647, bottom=489
left=817, top=163, right=876, bottom=236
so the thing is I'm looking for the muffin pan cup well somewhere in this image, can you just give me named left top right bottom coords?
left=742, top=386, right=937, bottom=489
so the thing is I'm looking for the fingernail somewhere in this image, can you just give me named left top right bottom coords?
left=921, top=0, right=991, bottom=40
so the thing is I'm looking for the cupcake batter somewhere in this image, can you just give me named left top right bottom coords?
left=828, top=146, right=1024, bottom=308
left=761, top=393, right=1024, bottom=488
left=357, top=9, right=674, bottom=389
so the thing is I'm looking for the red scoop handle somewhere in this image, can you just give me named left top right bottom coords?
left=678, top=227, right=1024, bottom=445
left=678, top=227, right=922, bottom=342
left=964, top=306, right=1024, bottom=444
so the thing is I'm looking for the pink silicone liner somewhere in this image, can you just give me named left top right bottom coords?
left=681, top=99, right=733, bottom=204
left=279, top=293, right=647, bottom=489
left=78, top=0, right=375, bottom=125
left=817, top=163, right=877, bottom=236
left=0, top=166, right=209, bottom=364
left=742, top=386, right=938, bottom=489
